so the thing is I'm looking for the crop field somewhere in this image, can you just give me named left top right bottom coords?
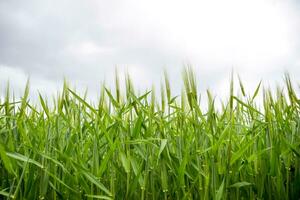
left=0, top=69, right=299, bottom=199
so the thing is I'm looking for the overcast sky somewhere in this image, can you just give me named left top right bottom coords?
left=0, top=0, right=299, bottom=101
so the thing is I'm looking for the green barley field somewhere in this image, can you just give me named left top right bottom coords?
left=0, top=69, right=299, bottom=199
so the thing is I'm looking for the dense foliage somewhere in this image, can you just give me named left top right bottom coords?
left=0, top=69, right=300, bottom=199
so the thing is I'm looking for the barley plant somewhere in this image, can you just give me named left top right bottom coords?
left=0, top=69, right=299, bottom=200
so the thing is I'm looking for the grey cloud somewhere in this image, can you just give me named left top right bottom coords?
left=0, top=0, right=299, bottom=99
left=0, top=0, right=173, bottom=80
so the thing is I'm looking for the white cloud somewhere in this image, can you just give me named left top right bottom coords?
left=0, top=0, right=299, bottom=102
left=0, top=65, right=61, bottom=101
left=65, top=41, right=116, bottom=59
left=118, top=0, right=292, bottom=66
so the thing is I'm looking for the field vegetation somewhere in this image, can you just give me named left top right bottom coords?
left=0, top=69, right=299, bottom=199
